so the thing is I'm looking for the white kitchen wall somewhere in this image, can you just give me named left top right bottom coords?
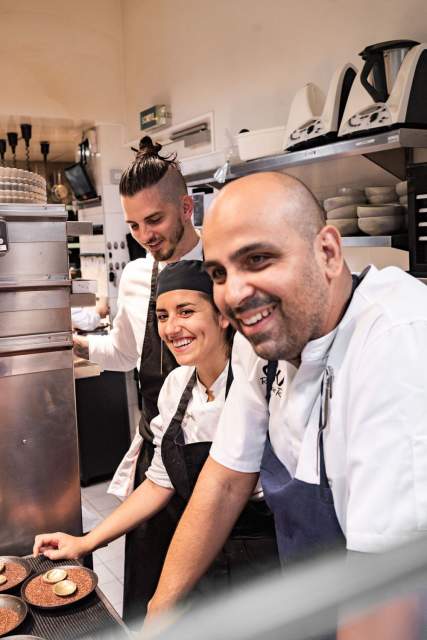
left=0, top=0, right=126, bottom=124
left=120, top=0, right=423, bottom=271
left=121, top=0, right=427, bottom=151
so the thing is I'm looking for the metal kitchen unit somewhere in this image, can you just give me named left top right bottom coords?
left=184, top=127, right=427, bottom=274
left=0, top=203, right=82, bottom=555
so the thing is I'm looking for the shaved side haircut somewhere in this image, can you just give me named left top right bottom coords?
left=120, top=136, right=187, bottom=202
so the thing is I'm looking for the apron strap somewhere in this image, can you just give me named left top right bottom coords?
left=166, top=370, right=198, bottom=445
left=266, top=360, right=278, bottom=404
left=317, top=371, right=333, bottom=487
left=150, top=261, right=159, bottom=305
left=317, top=267, right=370, bottom=486
left=225, top=360, right=234, bottom=399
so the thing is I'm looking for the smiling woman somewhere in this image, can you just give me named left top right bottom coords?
left=155, top=260, right=231, bottom=389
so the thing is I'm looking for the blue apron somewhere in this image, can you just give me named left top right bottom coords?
left=260, top=271, right=368, bottom=565
left=260, top=362, right=345, bottom=564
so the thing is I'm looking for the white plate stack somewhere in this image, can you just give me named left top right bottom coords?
left=323, top=188, right=366, bottom=235
left=0, top=166, right=47, bottom=204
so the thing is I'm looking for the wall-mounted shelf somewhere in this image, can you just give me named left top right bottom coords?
left=341, top=234, right=408, bottom=249
left=75, top=196, right=102, bottom=209
left=79, top=252, right=105, bottom=257
left=185, top=128, right=427, bottom=186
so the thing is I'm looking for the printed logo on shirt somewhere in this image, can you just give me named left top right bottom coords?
left=261, top=364, right=285, bottom=398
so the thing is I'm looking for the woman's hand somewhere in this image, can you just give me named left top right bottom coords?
left=33, top=532, right=92, bottom=560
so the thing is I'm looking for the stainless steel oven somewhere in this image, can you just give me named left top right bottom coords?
left=0, top=204, right=82, bottom=555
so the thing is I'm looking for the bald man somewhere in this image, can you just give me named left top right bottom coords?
left=148, top=172, right=427, bottom=621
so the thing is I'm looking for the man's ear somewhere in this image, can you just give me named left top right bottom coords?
left=316, top=225, right=344, bottom=281
left=182, top=195, right=194, bottom=222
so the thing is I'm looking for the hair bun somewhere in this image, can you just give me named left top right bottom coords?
left=137, top=135, right=162, bottom=157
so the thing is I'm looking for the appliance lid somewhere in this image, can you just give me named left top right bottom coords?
left=359, top=39, right=420, bottom=58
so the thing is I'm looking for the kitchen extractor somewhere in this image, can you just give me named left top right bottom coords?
left=339, top=40, right=427, bottom=137
left=0, top=203, right=82, bottom=555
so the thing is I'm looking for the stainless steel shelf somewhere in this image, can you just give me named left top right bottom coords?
left=185, top=128, right=427, bottom=186
left=341, top=234, right=408, bottom=249
left=75, top=196, right=102, bottom=209
left=0, top=203, right=67, bottom=218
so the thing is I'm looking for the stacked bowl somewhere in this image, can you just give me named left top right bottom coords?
left=357, top=185, right=405, bottom=235
left=323, top=188, right=366, bottom=236
left=396, top=180, right=408, bottom=208
left=0, top=167, right=47, bottom=204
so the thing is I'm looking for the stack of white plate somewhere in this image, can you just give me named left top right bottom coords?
left=357, top=204, right=405, bottom=235
left=364, top=186, right=397, bottom=205
left=395, top=180, right=408, bottom=208
left=323, top=188, right=366, bottom=236
left=0, top=166, right=47, bottom=204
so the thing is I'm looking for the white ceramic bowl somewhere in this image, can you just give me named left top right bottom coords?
left=337, top=187, right=365, bottom=199
left=328, top=218, right=359, bottom=236
left=326, top=204, right=358, bottom=220
left=367, top=193, right=398, bottom=205
left=323, top=194, right=365, bottom=212
left=358, top=215, right=404, bottom=235
left=396, top=181, right=408, bottom=197
left=357, top=204, right=403, bottom=218
left=365, top=186, right=396, bottom=197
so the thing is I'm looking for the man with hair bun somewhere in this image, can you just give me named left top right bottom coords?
left=74, top=136, right=202, bottom=624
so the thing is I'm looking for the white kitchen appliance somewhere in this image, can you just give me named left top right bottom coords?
left=339, top=40, right=427, bottom=138
left=284, top=84, right=325, bottom=151
left=237, top=126, right=286, bottom=161
left=284, top=64, right=357, bottom=151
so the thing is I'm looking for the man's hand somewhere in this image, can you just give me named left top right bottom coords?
left=96, top=298, right=109, bottom=319
left=73, top=334, right=89, bottom=359
left=146, top=456, right=258, bottom=620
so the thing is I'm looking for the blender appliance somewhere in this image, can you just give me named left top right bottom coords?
left=338, top=40, right=427, bottom=138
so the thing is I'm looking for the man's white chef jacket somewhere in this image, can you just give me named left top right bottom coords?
left=211, top=266, right=427, bottom=553
left=71, top=307, right=101, bottom=332
left=87, top=238, right=203, bottom=370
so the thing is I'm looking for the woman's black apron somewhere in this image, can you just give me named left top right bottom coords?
left=161, top=366, right=279, bottom=599
left=123, top=261, right=180, bottom=624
